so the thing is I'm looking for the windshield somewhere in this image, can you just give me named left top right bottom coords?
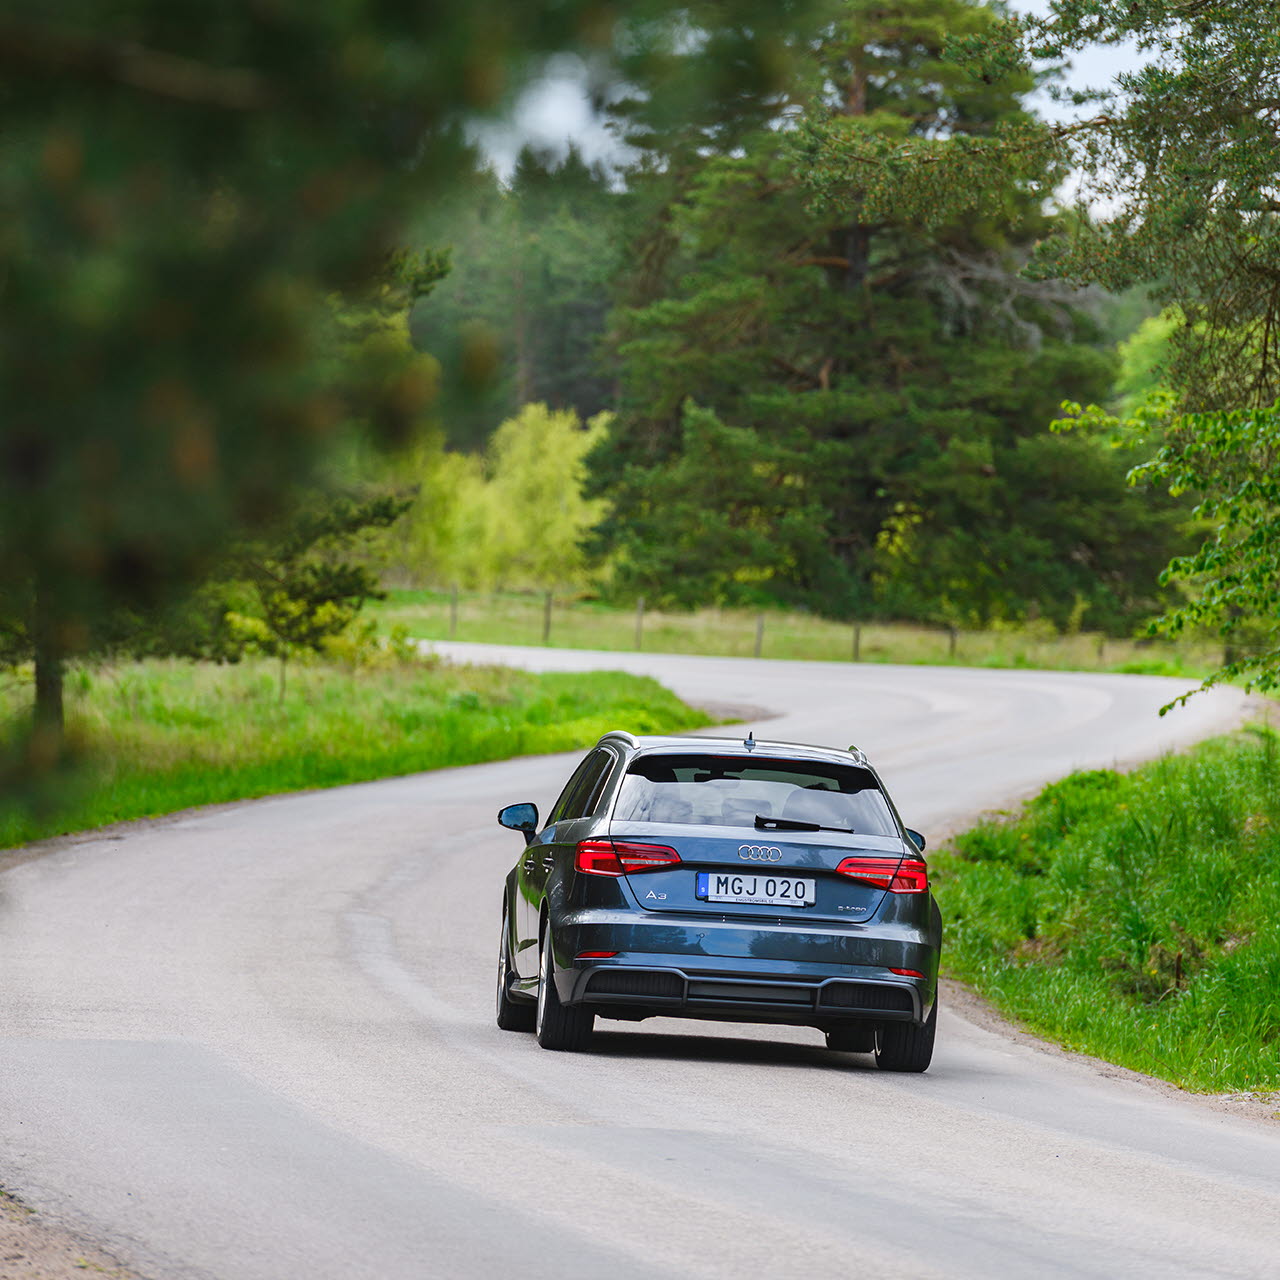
left=613, top=754, right=898, bottom=835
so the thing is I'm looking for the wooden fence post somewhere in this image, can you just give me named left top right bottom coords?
left=754, top=613, right=765, bottom=659
left=948, top=626, right=958, bottom=659
left=542, top=591, right=553, bottom=645
left=449, top=583, right=459, bottom=639
left=853, top=624, right=862, bottom=662
left=634, top=596, right=645, bottom=651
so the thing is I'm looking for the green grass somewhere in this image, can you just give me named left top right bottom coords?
left=0, top=654, right=713, bottom=849
left=934, top=730, right=1280, bottom=1093
left=376, top=587, right=1221, bottom=677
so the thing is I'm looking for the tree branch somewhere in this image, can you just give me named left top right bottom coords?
left=0, top=19, right=272, bottom=111
left=770, top=354, right=825, bottom=388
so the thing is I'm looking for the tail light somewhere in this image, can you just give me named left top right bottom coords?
left=575, top=840, right=681, bottom=877
left=835, top=855, right=928, bottom=894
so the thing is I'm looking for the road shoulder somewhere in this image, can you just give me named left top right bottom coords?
left=0, top=1188, right=135, bottom=1280
left=942, top=977, right=1280, bottom=1127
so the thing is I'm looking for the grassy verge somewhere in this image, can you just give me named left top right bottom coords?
left=934, top=729, right=1280, bottom=1092
left=376, top=587, right=1220, bottom=678
left=0, top=655, right=713, bottom=849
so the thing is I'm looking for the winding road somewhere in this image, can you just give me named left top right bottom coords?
left=1, top=646, right=1277, bottom=1279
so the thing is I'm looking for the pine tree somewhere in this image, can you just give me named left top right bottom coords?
left=589, top=0, right=1185, bottom=628
left=411, top=147, right=628, bottom=449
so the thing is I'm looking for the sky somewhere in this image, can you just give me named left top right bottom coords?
left=476, top=3, right=1141, bottom=178
left=470, top=54, right=622, bottom=177
left=1016, top=0, right=1140, bottom=122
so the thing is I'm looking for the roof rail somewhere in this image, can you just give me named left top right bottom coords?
left=600, top=729, right=639, bottom=748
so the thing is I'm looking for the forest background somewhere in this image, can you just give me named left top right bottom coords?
left=394, top=1, right=1189, bottom=637
left=3, top=0, right=1279, bottom=758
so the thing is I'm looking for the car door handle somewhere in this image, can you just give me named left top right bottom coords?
left=541, top=855, right=555, bottom=870
left=523, top=857, right=536, bottom=872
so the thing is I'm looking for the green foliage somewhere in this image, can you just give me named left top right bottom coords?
left=797, top=1, right=1280, bottom=681
left=232, top=495, right=412, bottom=689
left=935, top=732, right=1280, bottom=1092
left=0, top=0, right=811, bottom=771
left=412, top=148, right=625, bottom=449
left=599, top=402, right=831, bottom=608
left=874, top=430, right=1187, bottom=631
left=1133, top=405, right=1280, bottom=697
left=792, top=0, right=1051, bottom=227
left=591, top=0, right=1185, bottom=627
left=1113, top=312, right=1181, bottom=420
left=124, top=493, right=412, bottom=686
left=802, top=2, right=1280, bottom=410
left=391, top=404, right=610, bottom=592
left=1107, top=323, right=1280, bottom=699
left=1025, top=5, right=1280, bottom=415
left=0, top=4, right=482, bottom=722
left=0, top=657, right=713, bottom=848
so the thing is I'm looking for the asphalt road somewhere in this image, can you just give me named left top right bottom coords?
left=2, top=647, right=1277, bottom=1280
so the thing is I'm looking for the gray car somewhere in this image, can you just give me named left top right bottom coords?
left=496, top=731, right=941, bottom=1071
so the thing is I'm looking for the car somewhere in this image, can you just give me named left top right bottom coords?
left=495, top=731, right=942, bottom=1071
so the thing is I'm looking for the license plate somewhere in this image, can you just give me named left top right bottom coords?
left=696, top=871, right=815, bottom=907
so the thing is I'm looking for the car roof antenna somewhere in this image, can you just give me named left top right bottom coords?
left=744, top=731, right=756, bottom=751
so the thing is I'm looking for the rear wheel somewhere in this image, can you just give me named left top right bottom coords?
left=874, top=996, right=937, bottom=1073
left=825, top=1024, right=875, bottom=1054
left=535, top=926, right=594, bottom=1051
left=495, top=904, right=535, bottom=1032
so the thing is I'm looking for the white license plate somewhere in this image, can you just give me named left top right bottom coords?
left=696, top=871, right=815, bottom=907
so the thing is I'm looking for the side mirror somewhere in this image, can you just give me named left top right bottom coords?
left=498, top=803, right=539, bottom=844
left=905, top=828, right=926, bottom=853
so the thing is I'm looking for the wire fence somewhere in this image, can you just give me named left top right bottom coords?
left=376, top=588, right=1229, bottom=677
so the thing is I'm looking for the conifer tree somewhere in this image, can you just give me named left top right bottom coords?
left=0, top=0, right=807, bottom=764
left=590, top=0, right=1186, bottom=627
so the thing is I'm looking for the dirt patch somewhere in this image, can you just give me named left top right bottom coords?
left=941, top=976, right=1280, bottom=1127
left=0, top=1190, right=136, bottom=1280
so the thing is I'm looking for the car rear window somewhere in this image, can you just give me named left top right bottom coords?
left=612, top=754, right=897, bottom=835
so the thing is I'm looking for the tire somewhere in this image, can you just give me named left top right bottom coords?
left=825, top=1024, right=875, bottom=1054
left=874, top=995, right=937, bottom=1073
left=535, top=926, right=594, bottom=1051
left=495, top=904, right=535, bottom=1032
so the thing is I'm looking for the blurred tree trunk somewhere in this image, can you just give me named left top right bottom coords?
left=514, top=259, right=533, bottom=406
left=842, top=57, right=870, bottom=296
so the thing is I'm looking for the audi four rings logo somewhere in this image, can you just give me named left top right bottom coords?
left=738, top=844, right=783, bottom=862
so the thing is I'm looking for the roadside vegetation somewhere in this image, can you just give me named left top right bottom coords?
left=935, top=731, right=1280, bottom=1093
left=375, top=589, right=1221, bottom=679
left=0, top=653, right=711, bottom=850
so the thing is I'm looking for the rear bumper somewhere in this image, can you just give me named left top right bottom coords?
left=555, top=903, right=939, bottom=968
left=559, top=952, right=933, bottom=1029
left=551, top=903, right=936, bottom=1011
left=547, top=901, right=939, bottom=1029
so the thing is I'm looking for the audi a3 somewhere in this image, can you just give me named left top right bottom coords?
left=495, top=732, right=941, bottom=1071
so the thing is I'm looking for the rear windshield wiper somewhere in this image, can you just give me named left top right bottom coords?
left=755, top=815, right=854, bottom=834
